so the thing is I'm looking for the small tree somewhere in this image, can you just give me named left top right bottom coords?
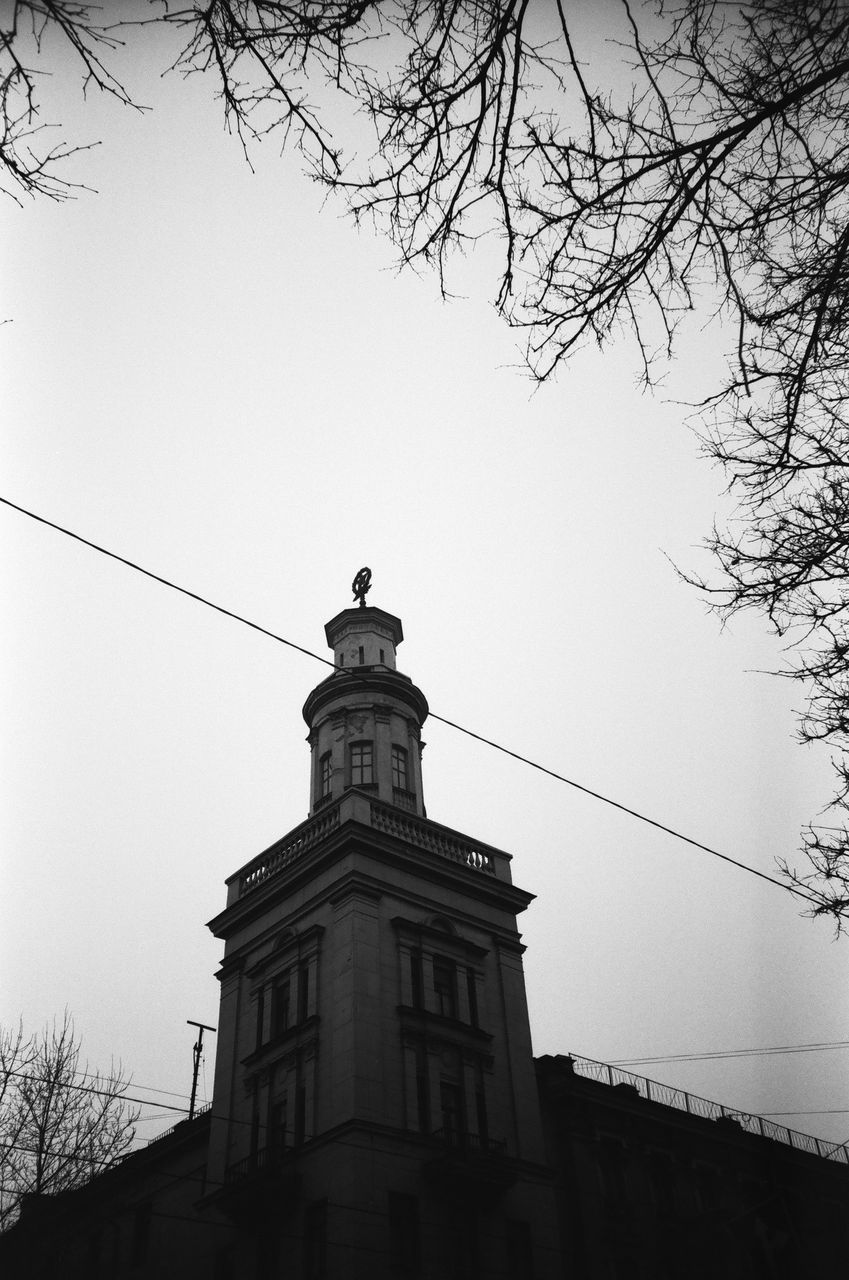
left=0, top=1014, right=139, bottom=1230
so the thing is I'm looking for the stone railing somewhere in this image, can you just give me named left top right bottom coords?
left=569, top=1053, right=849, bottom=1165
left=236, top=805, right=341, bottom=898
left=369, top=802, right=498, bottom=876
left=231, top=793, right=510, bottom=899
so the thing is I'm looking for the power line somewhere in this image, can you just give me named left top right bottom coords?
left=610, top=1039, right=849, bottom=1067
left=5, top=1068, right=198, bottom=1114
left=761, top=1109, right=849, bottom=1117
left=0, top=494, right=822, bottom=908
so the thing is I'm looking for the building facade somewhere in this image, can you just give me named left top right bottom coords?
left=3, top=589, right=848, bottom=1277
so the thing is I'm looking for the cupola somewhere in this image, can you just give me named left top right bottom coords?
left=302, top=570, right=429, bottom=817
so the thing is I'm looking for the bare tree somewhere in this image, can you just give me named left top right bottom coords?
left=0, top=1014, right=139, bottom=1230
left=164, top=0, right=849, bottom=931
left=0, top=1, right=138, bottom=202
left=7, top=3, right=849, bottom=926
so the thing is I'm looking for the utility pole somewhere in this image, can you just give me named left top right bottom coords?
left=186, top=1020, right=216, bottom=1121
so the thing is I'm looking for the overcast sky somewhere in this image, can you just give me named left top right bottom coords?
left=2, top=8, right=847, bottom=1153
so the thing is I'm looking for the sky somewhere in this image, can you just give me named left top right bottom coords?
left=2, top=6, right=847, bottom=1154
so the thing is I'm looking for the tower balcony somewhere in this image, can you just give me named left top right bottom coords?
left=225, top=792, right=515, bottom=906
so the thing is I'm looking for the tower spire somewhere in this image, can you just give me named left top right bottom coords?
left=351, top=565, right=372, bottom=608
left=302, top=573, right=428, bottom=816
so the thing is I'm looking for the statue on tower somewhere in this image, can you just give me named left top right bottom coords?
left=352, top=566, right=372, bottom=608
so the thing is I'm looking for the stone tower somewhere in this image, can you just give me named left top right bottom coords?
left=204, top=579, right=561, bottom=1277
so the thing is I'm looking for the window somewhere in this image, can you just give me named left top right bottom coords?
left=271, top=976, right=291, bottom=1038
left=350, top=741, right=373, bottom=786
left=391, top=745, right=409, bottom=790
left=255, top=988, right=265, bottom=1049
left=466, top=969, right=479, bottom=1027
left=506, top=1221, right=534, bottom=1280
left=475, top=1083, right=488, bottom=1147
left=598, top=1140, right=627, bottom=1204
left=297, top=963, right=311, bottom=1022
left=319, top=752, right=332, bottom=797
left=270, top=1097, right=288, bottom=1151
left=440, top=1080, right=465, bottom=1142
left=379, top=648, right=385, bottom=664
left=303, top=1201, right=327, bottom=1280
left=389, top=1194, right=420, bottom=1276
left=449, top=1207, right=479, bottom=1280
left=410, top=951, right=424, bottom=1009
left=295, top=1082, right=307, bottom=1145
left=358, top=645, right=365, bottom=664
left=433, top=957, right=458, bottom=1019
left=415, top=1046, right=430, bottom=1132
left=131, top=1203, right=152, bottom=1266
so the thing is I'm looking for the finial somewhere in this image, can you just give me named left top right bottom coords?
left=352, top=566, right=372, bottom=609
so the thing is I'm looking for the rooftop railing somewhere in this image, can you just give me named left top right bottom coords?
left=568, top=1053, right=849, bottom=1165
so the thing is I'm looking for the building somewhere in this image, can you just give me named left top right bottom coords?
left=3, top=586, right=848, bottom=1276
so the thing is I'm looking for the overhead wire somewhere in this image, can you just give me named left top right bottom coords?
left=609, top=1038, right=849, bottom=1067
left=0, top=495, right=823, bottom=909
left=4, top=1068, right=202, bottom=1115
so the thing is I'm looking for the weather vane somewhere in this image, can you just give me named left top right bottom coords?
left=352, top=567, right=372, bottom=608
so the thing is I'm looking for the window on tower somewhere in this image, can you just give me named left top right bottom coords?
left=319, top=752, right=332, bottom=798
left=391, top=745, right=408, bottom=790
left=349, top=741, right=374, bottom=787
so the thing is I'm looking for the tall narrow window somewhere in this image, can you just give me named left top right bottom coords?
left=410, top=951, right=424, bottom=1009
left=505, top=1221, right=534, bottom=1280
left=391, top=745, right=409, bottom=790
left=255, top=987, right=266, bottom=1049
left=358, top=645, right=365, bottom=664
left=440, top=1081, right=465, bottom=1143
left=475, top=1084, right=489, bottom=1147
left=350, top=741, right=373, bottom=786
left=319, top=752, right=332, bottom=797
left=297, top=964, right=311, bottom=1023
left=433, top=957, right=458, bottom=1019
left=303, top=1201, right=327, bottom=1280
left=131, top=1203, right=152, bottom=1266
left=295, top=1081, right=307, bottom=1145
left=450, top=1209, right=479, bottom=1280
left=269, top=1096, right=288, bottom=1151
left=271, top=976, right=291, bottom=1038
left=415, top=1046, right=430, bottom=1132
left=389, top=1193, right=421, bottom=1276
left=466, top=969, right=479, bottom=1027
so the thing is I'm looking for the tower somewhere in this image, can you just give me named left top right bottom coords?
left=205, top=577, right=561, bottom=1277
